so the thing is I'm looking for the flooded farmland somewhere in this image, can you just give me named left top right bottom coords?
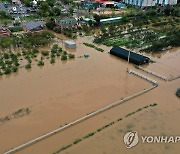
left=0, top=34, right=179, bottom=154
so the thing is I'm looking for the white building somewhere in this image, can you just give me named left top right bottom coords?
left=123, top=0, right=177, bottom=7
left=157, top=0, right=177, bottom=5
left=64, top=40, right=76, bottom=49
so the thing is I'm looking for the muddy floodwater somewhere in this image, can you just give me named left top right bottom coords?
left=0, top=34, right=179, bottom=154
left=144, top=47, right=180, bottom=78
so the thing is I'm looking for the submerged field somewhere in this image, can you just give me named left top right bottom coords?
left=0, top=30, right=179, bottom=153
left=0, top=36, right=152, bottom=153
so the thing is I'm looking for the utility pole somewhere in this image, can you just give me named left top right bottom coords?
left=126, top=49, right=131, bottom=72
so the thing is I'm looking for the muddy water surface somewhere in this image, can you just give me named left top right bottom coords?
left=0, top=36, right=151, bottom=153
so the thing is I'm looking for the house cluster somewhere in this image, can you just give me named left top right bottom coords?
left=0, top=16, right=92, bottom=37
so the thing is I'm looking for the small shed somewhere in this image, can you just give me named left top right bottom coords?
left=64, top=40, right=76, bottom=49
left=110, top=46, right=150, bottom=65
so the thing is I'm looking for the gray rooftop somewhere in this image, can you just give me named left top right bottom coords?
left=25, top=20, right=46, bottom=31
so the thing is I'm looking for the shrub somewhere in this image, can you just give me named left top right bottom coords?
left=50, top=58, right=55, bottom=64
left=9, top=27, right=23, bottom=32
left=12, top=66, right=18, bottom=72
left=63, top=51, right=67, bottom=55
left=61, top=55, right=67, bottom=60
left=73, top=139, right=82, bottom=144
left=32, top=48, right=39, bottom=53
left=37, top=60, right=44, bottom=66
left=50, top=53, right=55, bottom=58
left=56, top=52, right=61, bottom=57
left=117, top=118, right=123, bottom=122
left=4, top=67, right=11, bottom=74
left=3, top=53, right=10, bottom=59
left=41, top=51, right=49, bottom=56
left=27, top=58, right=32, bottom=63
left=149, top=103, right=157, bottom=107
left=25, top=63, right=31, bottom=69
left=14, top=61, right=20, bottom=66
left=83, top=132, right=95, bottom=139
left=51, top=44, right=59, bottom=53
left=68, top=53, right=75, bottom=59
left=58, top=48, right=63, bottom=53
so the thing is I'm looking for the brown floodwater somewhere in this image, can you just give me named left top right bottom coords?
left=0, top=33, right=179, bottom=154
left=144, top=47, right=180, bottom=78
left=0, top=35, right=152, bottom=153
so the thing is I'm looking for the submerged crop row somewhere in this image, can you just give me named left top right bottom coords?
left=83, top=42, right=104, bottom=52
left=53, top=103, right=157, bottom=154
left=0, top=108, right=31, bottom=127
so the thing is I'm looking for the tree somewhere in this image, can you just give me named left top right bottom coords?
left=93, top=14, right=100, bottom=26
left=164, top=5, right=174, bottom=16
left=69, top=7, right=74, bottom=14
left=46, top=18, right=56, bottom=30
left=21, top=0, right=32, bottom=7
left=46, top=0, right=55, bottom=7
left=51, top=7, right=61, bottom=16
left=38, top=1, right=50, bottom=17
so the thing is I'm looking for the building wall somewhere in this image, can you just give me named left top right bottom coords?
left=157, top=0, right=177, bottom=5
left=123, top=0, right=177, bottom=6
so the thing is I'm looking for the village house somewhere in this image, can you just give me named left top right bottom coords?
left=0, top=26, right=11, bottom=36
left=55, top=18, right=77, bottom=29
left=24, top=20, right=46, bottom=33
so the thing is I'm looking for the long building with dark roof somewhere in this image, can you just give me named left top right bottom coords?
left=110, top=46, right=150, bottom=65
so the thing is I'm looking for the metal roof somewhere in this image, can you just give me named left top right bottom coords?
left=25, top=20, right=46, bottom=31
left=110, top=46, right=150, bottom=65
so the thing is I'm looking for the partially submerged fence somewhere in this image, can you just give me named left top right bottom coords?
left=128, top=69, right=158, bottom=86
left=138, top=66, right=168, bottom=81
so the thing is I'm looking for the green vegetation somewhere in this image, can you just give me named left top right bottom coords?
left=82, top=132, right=95, bottom=139
left=83, top=43, right=104, bottom=52
left=50, top=58, right=55, bottom=64
left=0, top=107, right=31, bottom=126
left=176, top=88, right=180, bottom=98
left=8, top=27, right=23, bottom=32
left=73, top=139, right=82, bottom=144
left=61, top=55, right=68, bottom=60
left=0, top=31, right=54, bottom=49
left=54, top=103, right=157, bottom=153
left=68, top=53, right=75, bottom=59
left=0, top=43, right=75, bottom=76
left=37, top=60, right=44, bottom=66
left=94, top=6, right=180, bottom=52
left=25, top=63, right=31, bottom=69
left=0, top=10, right=12, bottom=23
left=41, top=51, right=49, bottom=56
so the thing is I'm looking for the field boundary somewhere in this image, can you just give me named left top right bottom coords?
left=3, top=84, right=157, bottom=154
left=136, top=66, right=180, bottom=82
